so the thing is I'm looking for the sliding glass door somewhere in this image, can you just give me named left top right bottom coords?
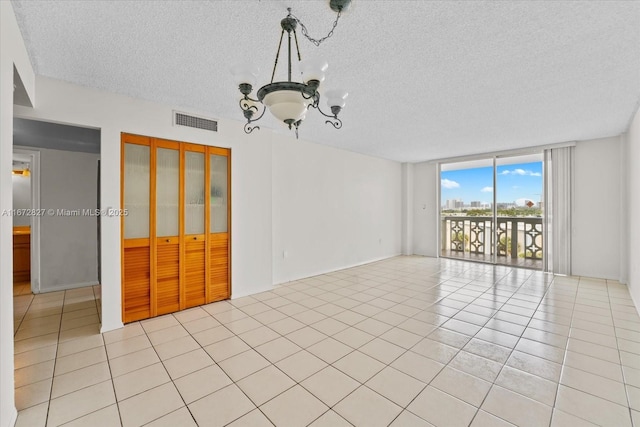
left=440, top=159, right=494, bottom=263
left=440, top=153, right=544, bottom=269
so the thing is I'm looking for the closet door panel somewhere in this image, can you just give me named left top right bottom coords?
left=185, top=150, right=205, bottom=235
left=208, top=148, right=230, bottom=302
left=184, top=147, right=206, bottom=308
left=209, top=234, right=229, bottom=302
left=185, top=236, right=206, bottom=308
left=155, top=143, right=180, bottom=315
left=122, top=136, right=151, bottom=322
left=123, top=244, right=150, bottom=322
left=210, top=153, right=228, bottom=233
left=123, top=143, right=150, bottom=239
left=156, top=240, right=179, bottom=315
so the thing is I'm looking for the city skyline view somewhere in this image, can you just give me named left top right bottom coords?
left=441, top=161, right=543, bottom=208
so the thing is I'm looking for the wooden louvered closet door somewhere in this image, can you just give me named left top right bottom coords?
left=121, top=133, right=231, bottom=322
left=122, top=135, right=152, bottom=322
left=208, top=148, right=230, bottom=302
left=155, top=140, right=181, bottom=315
left=183, top=144, right=206, bottom=308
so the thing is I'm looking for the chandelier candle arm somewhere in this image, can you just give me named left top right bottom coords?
left=232, top=1, right=349, bottom=137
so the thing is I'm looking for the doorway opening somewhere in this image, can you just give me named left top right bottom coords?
left=12, top=118, right=101, bottom=296
left=11, top=155, right=34, bottom=297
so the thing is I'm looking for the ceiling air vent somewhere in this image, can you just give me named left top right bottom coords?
left=174, top=111, right=218, bottom=132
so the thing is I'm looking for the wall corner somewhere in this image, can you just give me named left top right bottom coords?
left=401, top=163, right=414, bottom=255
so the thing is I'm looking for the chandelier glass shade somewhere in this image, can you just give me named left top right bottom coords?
left=232, top=4, right=349, bottom=137
left=260, top=84, right=313, bottom=124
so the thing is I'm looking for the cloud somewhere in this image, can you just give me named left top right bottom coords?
left=480, top=186, right=493, bottom=193
left=441, top=179, right=460, bottom=189
left=500, top=169, right=541, bottom=177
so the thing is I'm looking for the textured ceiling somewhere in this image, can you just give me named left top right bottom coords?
left=11, top=0, right=640, bottom=162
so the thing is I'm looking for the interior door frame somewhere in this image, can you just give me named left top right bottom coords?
left=12, top=148, right=41, bottom=293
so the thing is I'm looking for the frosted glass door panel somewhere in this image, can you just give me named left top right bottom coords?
left=185, top=151, right=205, bottom=234
left=156, top=148, right=179, bottom=237
left=124, top=143, right=150, bottom=239
left=210, top=154, right=228, bottom=233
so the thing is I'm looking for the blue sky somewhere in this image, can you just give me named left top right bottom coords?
left=441, top=162, right=543, bottom=206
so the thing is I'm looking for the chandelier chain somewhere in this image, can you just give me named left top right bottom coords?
left=233, top=5, right=348, bottom=137
left=291, top=10, right=342, bottom=47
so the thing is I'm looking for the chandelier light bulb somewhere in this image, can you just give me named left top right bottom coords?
left=299, top=58, right=329, bottom=85
left=326, top=89, right=348, bottom=109
left=230, top=62, right=259, bottom=87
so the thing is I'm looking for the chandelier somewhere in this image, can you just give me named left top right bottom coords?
left=232, top=0, right=351, bottom=138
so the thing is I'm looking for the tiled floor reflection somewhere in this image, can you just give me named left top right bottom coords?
left=13, top=256, right=640, bottom=426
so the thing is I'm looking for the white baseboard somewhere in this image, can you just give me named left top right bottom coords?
left=100, top=321, right=124, bottom=334
left=35, top=281, right=99, bottom=293
left=231, top=284, right=274, bottom=300
left=274, top=253, right=402, bottom=286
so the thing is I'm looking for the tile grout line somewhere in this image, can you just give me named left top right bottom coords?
left=548, top=275, right=579, bottom=425
left=43, top=288, right=66, bottom=426
left=140, top=315, right=199, bottom=426
left=184, top=309, right=280, bottom=427
left=103, top=316, right=125, bottom=427
left=435, top=266, right=545, bottom=426
left=354, top=263, right=528, bottom=425
left=46, top=289, right=110, bottom=426
left=12, top=286, right=35, bottom=337
left=606, top=278, right=636, bottom=425
left=552, top=277, right=636, bottom=425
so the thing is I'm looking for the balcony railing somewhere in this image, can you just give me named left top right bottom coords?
left=441, top=216, right=543, bottom=268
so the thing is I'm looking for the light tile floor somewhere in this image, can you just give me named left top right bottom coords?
left=12, top=256, right=640, bottom=426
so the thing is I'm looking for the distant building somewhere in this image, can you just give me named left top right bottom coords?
left=445, top=199, right=464, bottom=210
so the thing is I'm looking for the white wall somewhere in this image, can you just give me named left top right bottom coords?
left=33, top=148, right=99, bottom=291
left=13, top=74, right=406, bottom=321
left=1, top=2, right=35, bottom=426
left=627, top=108, right=640, bottom=309
left=572, top=136, right=622, bottom=280
left=13, top=76, right=275, bottom=331
left=412, top=161, right=439, bottom=257
left=12, top=174, right=31, bottom=227
left=271, top=138, right=402, bottom=284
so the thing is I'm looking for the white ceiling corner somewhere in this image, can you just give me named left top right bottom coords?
left=10, top=0, right=640, bottom=163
